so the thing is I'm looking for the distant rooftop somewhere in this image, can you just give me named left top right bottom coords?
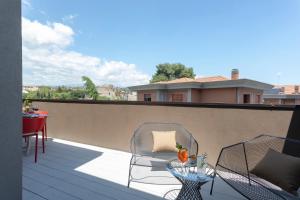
left=274, top=85, right=300, bottom=95
left=155, top=76, right=229, bottom=84
left=129, top=70, right=273, bottom=91
left=264, top=85, right=300, bottom=99
left=155, top=77, right=195, bottom=84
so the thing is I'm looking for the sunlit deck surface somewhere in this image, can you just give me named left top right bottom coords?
left=23, top=138, right=245, bottom=200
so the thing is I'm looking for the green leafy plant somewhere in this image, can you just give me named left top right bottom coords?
left=176, top=143, right=183, bottom=150
left=23, top=99, right=32, bottom=107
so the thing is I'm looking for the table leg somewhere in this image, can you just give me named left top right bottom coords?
left=176, top=180, right=203, bottom=200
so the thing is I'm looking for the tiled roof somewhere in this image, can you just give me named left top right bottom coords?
left=195, top=76, right=229, bottom=82
left=155, top=77, right=195, bottom=84
left=155, top=76, right=229, bottom=84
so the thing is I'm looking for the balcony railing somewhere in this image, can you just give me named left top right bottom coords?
left=29, top=99, right=299, bottom=165
left=22, top=100, right=300, bottom=199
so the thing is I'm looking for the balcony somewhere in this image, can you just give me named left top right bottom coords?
left=23, top=138, right=243, bottom=200
left=23, top=100, right=299, bottom=200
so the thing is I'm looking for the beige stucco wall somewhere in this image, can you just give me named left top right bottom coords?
left=137, top=90, right=188, bottom=102
left=195, top=88, right=237, bottom=104
left=33, top=102, right=293, bottom=165
left=191, top=89, right=202, bottom=102
left=137, top=90, right=157, bottom=101
left=282, top=99, right=296, bottom=105
left=264, top=98, right=300, bottom=105
left=238, top=88, right=263, bottom=104
left=166, top=90, right=188, bottom=102
left=138, top=87, right=263, bottom=104
left=264, top=99, right=281, bottom=105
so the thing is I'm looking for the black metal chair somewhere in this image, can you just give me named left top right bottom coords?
left=127, top=122, right=198, bottom=187
left=210, top=135, right=300, bottom=200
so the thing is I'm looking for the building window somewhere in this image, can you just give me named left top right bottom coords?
left=171, top=94, right=184, bottom=102
left=243, top=94, right=251, bottom=104
left=144, top=94, right=152, bottom=102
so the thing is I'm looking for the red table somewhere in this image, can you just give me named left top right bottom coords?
left=23, top=113, right=47, bottom=162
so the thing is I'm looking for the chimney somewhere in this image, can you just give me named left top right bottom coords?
left=295, top=85, right=299, bottom=94
left=231, top=69, right=239, bottom=80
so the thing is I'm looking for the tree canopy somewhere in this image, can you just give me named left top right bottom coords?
left=81, top=76, right=99, bottom=100
left=22, top=76, right=116, bottom=101
left=23, top=86, right=86, bottom=100
left=150, top=63, right=195, bottom=83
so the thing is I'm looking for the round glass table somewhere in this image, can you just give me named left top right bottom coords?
left=165, top=159, right=213, bottom=200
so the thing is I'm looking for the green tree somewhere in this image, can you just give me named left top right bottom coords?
left=81, top=76, right=99, bottom=100
left=150, top=63, right=195, bottom=83
left=23, top=84, right=95, bottom=100
left=97, top=96, right=111, bottom=100
left=23, top=86, right=53, bottom=99
left=38, top=86, right=52, bottom=98
left=70, top=89, right=86, bottom=99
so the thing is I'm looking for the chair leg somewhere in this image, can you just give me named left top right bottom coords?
left=127, top=156, right=134, bottom=188
left=35, top=134, right=38, bottom=163
left=42, top=129, right=45, bottom=153
left=127, top=178, right=131, bottom=188
left=45, top=123, right=47, bottom=141
left=127, top=164, right=132, bottom=188
left=210, top=173, right=216, bottom=195
left=210, top=176, right=215, bottom=195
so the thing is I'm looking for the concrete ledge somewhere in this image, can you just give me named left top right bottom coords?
left=27, top=99, right=298, bottom=111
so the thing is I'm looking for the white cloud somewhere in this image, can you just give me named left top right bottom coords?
left=62, top=14, right=78, bottom=24
left=22, top=17, right=150, bottom=86
left=22, top=0, right=31, bottom=8
left=22, top=17, right=74, bottom=48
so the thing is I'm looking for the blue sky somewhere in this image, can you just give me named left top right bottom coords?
left=22, top=0, right=300, bottom=86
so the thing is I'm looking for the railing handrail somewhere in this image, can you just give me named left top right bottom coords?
left=24, top=98, right=299, bottom=111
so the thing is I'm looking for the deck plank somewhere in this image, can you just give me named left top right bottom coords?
left=23, top=138, right=244, bottom=200
left=23, top=164, right=161, bottom=200
left=23, top=188, right=48, bottom=200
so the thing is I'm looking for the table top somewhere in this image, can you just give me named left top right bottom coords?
left=166, top=159, right=213, bottom=183
left=23, top=112, right=48, bottom=118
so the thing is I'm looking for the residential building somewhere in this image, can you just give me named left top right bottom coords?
left=124, top=91, right=137, bottom=101
left=263, top=85, right=300, bottom=105
left=97, top=85, right=117, bottom=99
left=129, top=69, right=273, bottom=104
left=22, top=86, right=39, bottom=93
left=97, top=85, right=137, bottom=100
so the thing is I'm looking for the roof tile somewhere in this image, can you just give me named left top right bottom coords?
left=155, top=76, right=229, bottom=84
left=195, top=76, right=229, bottom=82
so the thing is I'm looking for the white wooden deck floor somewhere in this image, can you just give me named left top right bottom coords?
left=23, top=138, right=245, bottom=200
